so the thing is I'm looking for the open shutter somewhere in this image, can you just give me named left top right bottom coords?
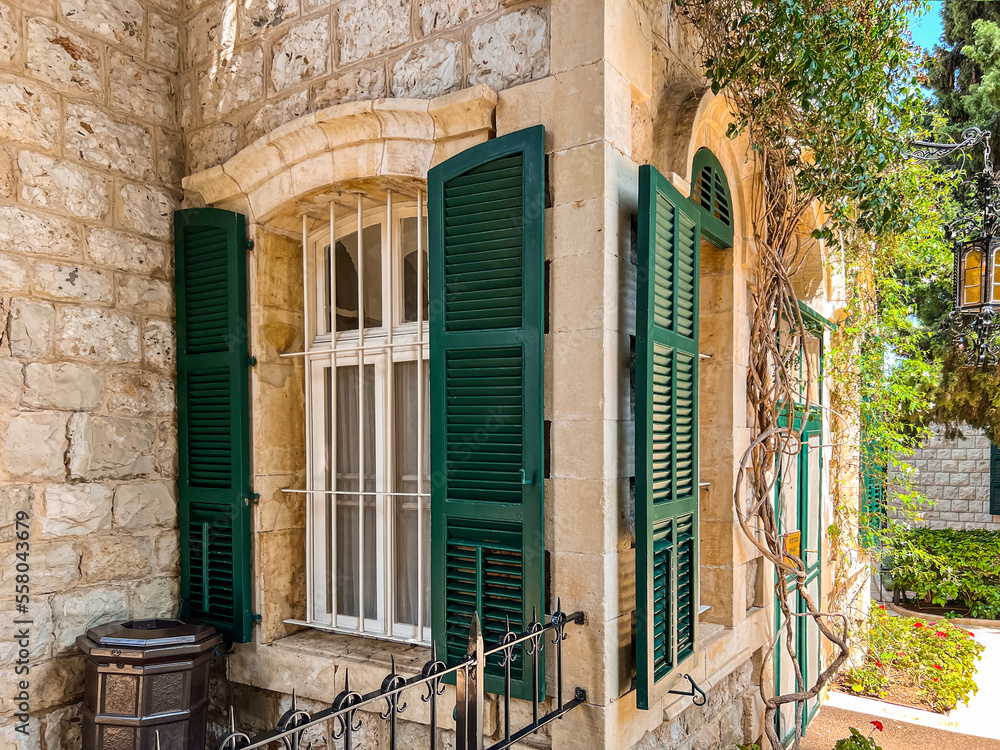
left=690, top=148, right=734, bottom=250
left=991, top=444, right=1000, bottom=516
left=429, top=126, right=545, bottom=699
left=635, top=165, right=701, bottom=709
left=175, top=208, right=253, bottom=643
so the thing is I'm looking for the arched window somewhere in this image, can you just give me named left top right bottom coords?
left=963, top=248, right=983, bottom=306
left=690, top=148, right=734, bottom=248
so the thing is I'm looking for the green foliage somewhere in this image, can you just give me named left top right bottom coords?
left=848, top=606, right=984, bottom=712
left=919, top=1, right=1000, bottom=436
left=834, top=727, right=884, bottom=750
left=923, top=349, right=1000, bottom=444
left=889, top=527, right=1000, bottom=617
left=926, top=0, right=1000, bottom=153
left=683, top=0, right=927, bottom=234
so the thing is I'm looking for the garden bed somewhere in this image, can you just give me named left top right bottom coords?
left=840, top=606, right=984, bottom=714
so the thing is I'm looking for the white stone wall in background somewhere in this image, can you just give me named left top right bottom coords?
left=180, top=0, right=551, bottom=175
left=891, top=424, right=1000, bottom=531
left=0, top=0, right=180, bottom=739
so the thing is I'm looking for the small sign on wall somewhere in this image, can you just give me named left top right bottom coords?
left=782, top=531, right=802, bottom=566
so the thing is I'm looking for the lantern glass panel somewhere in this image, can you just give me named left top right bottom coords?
left=993, top=249, right=1000, bottom=302
left=964, top=249, right=983, bottom=305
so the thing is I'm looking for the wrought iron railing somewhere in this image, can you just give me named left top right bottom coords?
left=216, top=605, right=586, bottom=750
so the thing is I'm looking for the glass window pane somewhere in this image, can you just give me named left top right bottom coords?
left=993, top=251, right=1000, bottom=302
left=335, top=365, right=377, bottom=620
left=777, top=615, right=798, bottom=737
left=807, top=435, right=821, bottom=561
left=779, top=453, right=799, bottom=537
left=401, top=216, right=429, bottom=324
left=965, top=250, right=983, bottom=305
left=393, top=360, right=430, bottom=627
left=335, top=224, right=383, bottom=331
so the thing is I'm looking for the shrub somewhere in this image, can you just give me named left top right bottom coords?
left=834, top=726, right=883, bottom=750
left=889, top=527, right=1000, bottom=619
left=847, top=606, right=984, bottom=712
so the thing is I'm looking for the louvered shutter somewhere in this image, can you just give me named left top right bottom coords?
left=636, top=165, right=701, bottom=709
left=690, top=148, right=734, bottom=250
left=991, top=445, right=1000, bottom=516
left=175, top=208, right=253, bottom=643
left=859, top=434, right=885, bottom=546
left=429, top=126, right=545, bottom=700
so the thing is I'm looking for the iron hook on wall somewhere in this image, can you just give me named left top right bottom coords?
left=667, top=673, right=708, bottom=706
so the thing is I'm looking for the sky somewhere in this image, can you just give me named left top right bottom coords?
left=908, top=1, right=945, bottom=52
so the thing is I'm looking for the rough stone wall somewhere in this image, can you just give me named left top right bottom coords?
left=632, top=657, right=761, bottom=750
left=891, top=424, right=1000, bottom=531
left=0, top=0, right=180, bottom=741
left=204, top=654, right=762, bottom=750
left=180, top=0, right=551, bottom=174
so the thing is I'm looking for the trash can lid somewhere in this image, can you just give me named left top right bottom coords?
left=84, top=619, right=219, bottom=649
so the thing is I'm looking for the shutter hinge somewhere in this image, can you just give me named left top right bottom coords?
left=248, top=356, right=258, bottom=367
left=251, top=613, right=262, bottom=624
left=519, top=469, right=534, bottom=486
left=247, top=492, right=260, bottom=505
left=247, top=238, right=255, bottom=251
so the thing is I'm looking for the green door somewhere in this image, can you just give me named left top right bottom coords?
left=775, top=412, right=823, bottom=743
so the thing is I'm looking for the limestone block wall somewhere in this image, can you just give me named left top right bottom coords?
left=0, top=0, right=181, bottom=740
left=891, top=424, right=1000, bottom=531
left=179, top=0, right=551, bottom=174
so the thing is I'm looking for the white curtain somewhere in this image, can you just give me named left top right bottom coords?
left=335, top=365, right=377, bottom=620
left=394, top=361, right=431, bottom=627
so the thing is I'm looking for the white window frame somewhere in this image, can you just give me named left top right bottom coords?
left=285, top=189, right=430, bottom=644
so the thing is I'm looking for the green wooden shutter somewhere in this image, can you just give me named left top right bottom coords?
left=991, top=444, right=1000, bottom=516
left=860, top=434, right=885, bottom=547
left=175, top=207, right=253, bottom=643
left=429, top=126, right=545, bottom=700
left=636, top=165, right=701, bottom=709
left=690, top=148, right=734, bottom=250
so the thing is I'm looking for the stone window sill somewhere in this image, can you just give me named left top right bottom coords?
left=270, top=627, right=432, bottom=678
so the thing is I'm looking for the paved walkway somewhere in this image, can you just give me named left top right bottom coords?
left=801, top=706, right=1000, bottom=750
left=801, top=623, right=1000, bottom=749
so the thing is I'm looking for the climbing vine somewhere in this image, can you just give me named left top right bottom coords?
left=675, top=0, right=953, bottom=747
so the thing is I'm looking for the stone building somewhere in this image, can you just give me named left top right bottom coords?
left=890, top=424, right=1000, bottom=531
left=0, top=0, right=859, bottom=748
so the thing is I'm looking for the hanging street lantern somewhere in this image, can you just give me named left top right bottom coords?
left=908, top=127, right=1000, bottom=366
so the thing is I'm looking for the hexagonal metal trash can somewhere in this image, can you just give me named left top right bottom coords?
left=77, top=619, right=222, bottom=750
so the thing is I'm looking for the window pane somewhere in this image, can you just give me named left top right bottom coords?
left=993, top=251, right=1000, bottom=302
left=394, top=360, right=430, bottom=627
left=335, top=365, right=377, bottom=620
left=807, top=435, right=821, bottom=561
left=335, top=224, right=383, bottom=331
left=965, top=250, right=982, bottom=305
left=401, top=216, right=429, bottom=324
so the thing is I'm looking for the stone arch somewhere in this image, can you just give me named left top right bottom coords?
left=182, top=86, right=498, bottom=227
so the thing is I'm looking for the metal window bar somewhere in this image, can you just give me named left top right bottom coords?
left=299, top=192, right=430, bottom=640
left=416, top=188, right=426, bottom=638
left=328, top=199, right=338, bottom=620
left=216, top=607, right=587, bottom=750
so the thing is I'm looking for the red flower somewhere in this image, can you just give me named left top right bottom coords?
left=878, top=605, right=886, bottom=610
left=933, top=664, right=943, bottom=670
left=970, top=632, right=976, bottom=638
left=913, top=623, right=924, bottom=629
left=936, top=631, right=947, bottom=639
left=875, top=660, right=883, bottom=667
left=871, top=721, right=883, bottom=732
left=933, top=677, right=939, bottom=682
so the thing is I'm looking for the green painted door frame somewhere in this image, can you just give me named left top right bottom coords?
left=774, top=409, right=823, bottom=744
